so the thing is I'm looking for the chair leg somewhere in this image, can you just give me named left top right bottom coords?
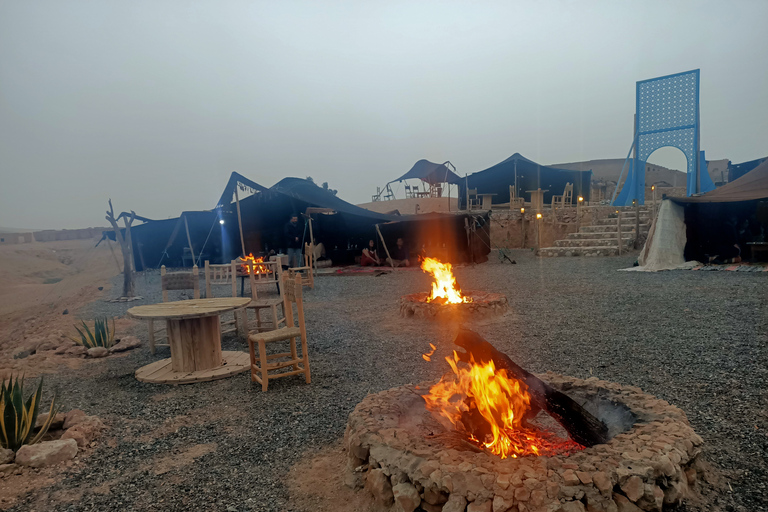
left=258, top=339, right=269, bottom=392
left=300, top=333, right=311, bottom=384
left=255, top=308, right=262, bottom=332
left=289, top=336, right=299, bottom=372
left=148, top=319, right=155, bottom=355
left=247, top=336, right=257, bottom=383
left=271, top=304, right=278, bottom=329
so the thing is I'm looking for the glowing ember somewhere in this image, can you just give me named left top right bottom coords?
left=422, top=350, right=583, bottom=458
left=240, top=254, right=267, bottom=274
left=421, top=257, right=472, bottom=304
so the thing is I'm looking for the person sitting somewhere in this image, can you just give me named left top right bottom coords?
left=387, top=237, right=411, bottom=267
left=361, top=239, right=381, bottom=266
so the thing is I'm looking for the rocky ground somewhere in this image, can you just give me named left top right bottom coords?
left=2, top=250, right=766, bottom=511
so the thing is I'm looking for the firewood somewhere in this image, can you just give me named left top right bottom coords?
left=453, top=328, right=610, bottom=447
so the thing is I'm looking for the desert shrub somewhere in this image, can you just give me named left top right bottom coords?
left=71, top=317, right=115, bottom=349
left=0, top=375, right=60, bottom=452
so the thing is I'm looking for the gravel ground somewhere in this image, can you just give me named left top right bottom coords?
left=8, top=251, right=767, bottom=511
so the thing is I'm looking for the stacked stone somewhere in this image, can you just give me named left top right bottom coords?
left=345, top=373, right=704, bottom=512
left=399, top=292, right=509, bottom=321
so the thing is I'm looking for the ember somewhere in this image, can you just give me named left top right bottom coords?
left=239, top=254, right=267, bottom=274
left=420, top=257, right=471, bottom=304
left=422, top=350, right=583, bottom=458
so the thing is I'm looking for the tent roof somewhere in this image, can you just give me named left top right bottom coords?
left=672, top=158, right=768, bottom=203
left=475, top=152, right=592, bottom=176
left=389, top=159, right=462, bottom=185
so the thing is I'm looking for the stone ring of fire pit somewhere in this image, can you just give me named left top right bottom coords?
left=345, top=372, right=704, bottom=512
left=399, top=291, right=509, bottom=320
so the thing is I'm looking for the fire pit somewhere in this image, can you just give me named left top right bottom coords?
left=400, top=258, right=508, bottom=320
left=344, top=331, right=704, bottom=512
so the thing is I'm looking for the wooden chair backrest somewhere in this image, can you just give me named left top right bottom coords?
left=161, top=265, right=200, bottom=302
left=281, top=273, right=304, bottom=329
left=304, top=243, right=316, bottom=272
left=564, top=182, right=574, bottom=203
left=204, top=260, right=237, bottom=298
left=244, top=259, right=282, bottom=300
left=468, top=188, right=478, bottom=197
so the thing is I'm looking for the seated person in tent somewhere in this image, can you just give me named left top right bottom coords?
left=361, top=239, right=382, bottom=266
left=387, top=237, right=411, bottom=267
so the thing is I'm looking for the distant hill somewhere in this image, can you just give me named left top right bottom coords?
left=0, top=226, right=38, bottom=233
left=552, top=158, right=687, bottom=186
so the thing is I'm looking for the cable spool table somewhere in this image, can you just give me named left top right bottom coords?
left=128, top=297, right=251, bottom=384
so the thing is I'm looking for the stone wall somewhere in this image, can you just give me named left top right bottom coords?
left=358, top=197, right=459, bottom=215
left=0, top=232, right=34, bottom=244
left=33, top=227, right=108, bottom=242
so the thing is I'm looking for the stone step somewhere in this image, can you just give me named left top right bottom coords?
left=580, top=225, right=643, bottom=233
left=566, top=232, right=635, bottom=240
left=538, top=246, right=621, bottom=257
left=554, top=238, right=633, bottom=248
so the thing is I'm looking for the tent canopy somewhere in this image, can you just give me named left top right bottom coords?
left=389, top=159, right=462, bottom=185
left=672, top=158, right=768, bottom=203
left=459, top=153, right=592, bottom=208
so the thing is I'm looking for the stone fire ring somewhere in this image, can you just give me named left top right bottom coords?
left=344, top=372, right=704, bottom=512
left=399, top=291, right=509, bottom=320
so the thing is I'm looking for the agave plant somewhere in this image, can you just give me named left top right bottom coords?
left=0, top=375, right=60, bottom=452
left=71, top=317, right=115, bottom=349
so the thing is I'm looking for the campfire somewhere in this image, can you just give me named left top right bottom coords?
left=400, top=258, right=507, bottom=320
left=422, top=349, right=583, bottom=458
left=345, top=329, right=706, bottom=512
left=420, top=257, right=472, bottom=304
left=239, top=254, right=267, bottom=274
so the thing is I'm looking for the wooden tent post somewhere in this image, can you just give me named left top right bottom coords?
left=234, top=185, right=246, bottom=257
left=184, top=215, right=196, bottom=265
left=375, top=224, right=395, bottom=270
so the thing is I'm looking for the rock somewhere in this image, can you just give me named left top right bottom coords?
left=592, top=471, right=612, bottom=494
left=98, top=286, right=103, bottom=291
left=35, top=412, right=66, bottom=430
left=421, top=503, right=443, bottom=512
left=443, top=494, right=468, bottom=512
left=0, top=448, right=14, bottom=465
left=62, top=309, right=68, bottom=315
left=65, top=346, right=87, bottom=357
left=0, top=463, right=16, bottom=475
left=613, top=493, right=643, bottom=512
left=424, top=487, right=448, bottom=505
left=620, top=476, right=644, bottom=502
left=563, top=469, right=580, bottom=486
left=467, top=499, right=492, bottom=512
left=110, top=336, right=141, bottom=353
left=560, top=502, right=586, bottom=512
left=63, top=409, right=87, bottom=429
left=12, top=341, right=39, bottom=359
left=61, top=416, right=104, bottom=446
left=514, top=487, right=530, bottom=502
left=392, top=482, right=420, bottom=512
left=493, top=495, right=514, bottom=512
left=87, top=347, right=109, bottom=358
left=15, top=439, right=77, bottom=467
left=366, top=468, right=393, bottom=506
left=576, top=471, right=593, bottom=484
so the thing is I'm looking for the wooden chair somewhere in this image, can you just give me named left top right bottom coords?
left=242, top=258, right=285, bottom=333
left=204, top=260, right=246, bottom=338
left=467, top=188, right=479, bottom=210
left=148, top=265, right=200, bottom=354
left=247, top=273, right=311, bottom=392
left=551, top=182, right=574, bottom=209
left=288, top=245, right=315, bottom=289
left=509, top=185, right=524, bottom=210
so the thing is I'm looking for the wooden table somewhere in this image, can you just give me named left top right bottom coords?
left=525, top=189, right=549, bottom=212
left=478, top=193, right=497, bottom=210
left=128, top=297, right=251, bottom=384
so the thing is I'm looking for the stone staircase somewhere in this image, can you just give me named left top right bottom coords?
left=539, top=209, right=653, bottom=257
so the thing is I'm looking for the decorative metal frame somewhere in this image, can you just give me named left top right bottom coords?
left=613, top=69, right=712, bottom=205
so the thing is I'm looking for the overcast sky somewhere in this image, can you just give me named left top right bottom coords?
left=1, top=1, right=766, bottom=229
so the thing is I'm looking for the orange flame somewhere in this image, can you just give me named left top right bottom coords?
left=422, top=343, right=437, bottom=362
left=421, top=257, right=471, bottom=304
left=240, top=254, right=267, bottom=274
left=422, top=351, right=584, bottom=458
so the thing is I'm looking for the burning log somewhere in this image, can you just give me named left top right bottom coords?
left=453, top=328, right=610, bottom=447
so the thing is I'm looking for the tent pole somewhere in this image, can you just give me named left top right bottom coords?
left=375, top=224, right=396, bottom=270
left=184, top=215, right=196, bottom=266
left=234, top=184, right=246, bottom=257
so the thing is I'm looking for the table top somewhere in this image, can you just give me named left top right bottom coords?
left=127, top=298, right=251, bottom=320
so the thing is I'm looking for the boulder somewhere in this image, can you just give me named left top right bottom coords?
left=109, top=336, right=141, bottom=353
left=443, top=495, right=469, bottom=512
left=65, top=346, right=87, bottom=357
left=366, top=468, right=393, bottom=506
left=35, top=412, right=66, bottom=430
left=63, top=409, right=86, bottom=429
left=0, top=448, right=14, bottom=465
left=87, top=347, right=109, bottom=358
left=392, top=482, right=421, bottom=512
left=468, top=499, right=492, bottom=512
left=61, top=416, right=104, bottom=446
left=15, top=439, right=77, bottom=468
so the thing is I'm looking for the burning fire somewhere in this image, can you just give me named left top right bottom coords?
left=421, top=257, right=472, bottom=304
left=240, top=254, right=267, bottom=274
left=422, top=350, right=583, bottom=458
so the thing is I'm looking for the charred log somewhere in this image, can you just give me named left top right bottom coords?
left=453, top=328, right=610, bottom=447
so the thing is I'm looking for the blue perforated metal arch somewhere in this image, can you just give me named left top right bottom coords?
left=614, top=69, right=711, bottom=206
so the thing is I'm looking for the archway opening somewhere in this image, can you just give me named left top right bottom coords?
left=645, top=146, right=688, bottom=191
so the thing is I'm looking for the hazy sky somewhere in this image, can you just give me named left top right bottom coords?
left=1, top=1, right=766, bottom=229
